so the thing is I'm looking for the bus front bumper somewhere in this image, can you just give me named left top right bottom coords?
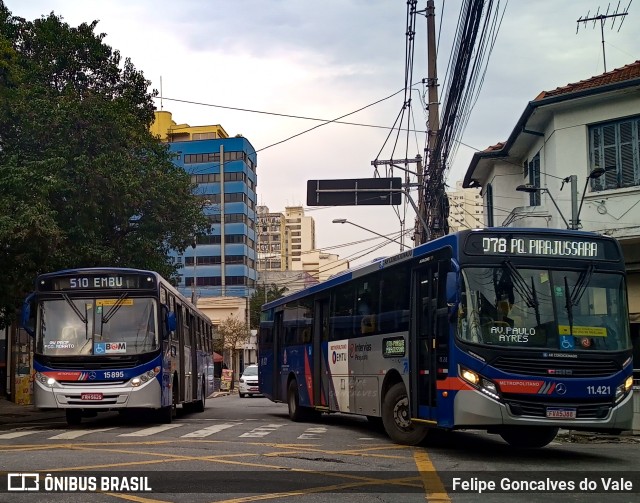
left=33, top=378, right=162, bottom=409
left=453, top=388, right=634, bottom=431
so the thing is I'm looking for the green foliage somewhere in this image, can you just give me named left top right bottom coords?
left=248, top=284, right=288, bottom=328
left=0, top=3, right=208, bottom=326
left=213, top=316, right=250, bottom=355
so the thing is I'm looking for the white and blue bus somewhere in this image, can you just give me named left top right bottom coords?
left=258, top=228, right=634, bottom=448
left=22, top=267, right=215, bottom=425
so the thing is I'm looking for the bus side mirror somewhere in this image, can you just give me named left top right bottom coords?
left=21, top=293, right=36, bottom=337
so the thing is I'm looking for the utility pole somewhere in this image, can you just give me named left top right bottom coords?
left=421, top=0, right=441, bottom=244
left=370, top=157, right=422, bottom=248
left=577, top=3, right=630, bottom=72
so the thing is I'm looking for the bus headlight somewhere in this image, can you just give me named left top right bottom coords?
left=130, top=368, right=160, bottom=387
left=35, top=372, right=57, bottom=388
left=459, top=366, right=500, bottom=400
left=615, top=376, right=633, bottom=402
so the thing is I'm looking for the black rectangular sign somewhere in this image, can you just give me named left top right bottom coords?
left=38, top=273, right=156, bottom=292
left=464, top=233, right=618, bottom=260
left=306, top=178, right=402, bottom=206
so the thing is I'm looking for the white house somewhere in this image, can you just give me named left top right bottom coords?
left=462, top=60, right=640, bottom=361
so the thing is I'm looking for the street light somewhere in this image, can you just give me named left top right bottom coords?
left=332, top=218, right=410, bottom=250
left=516, top=167, right=606, bottom=231
left=575, top=167, right=606, bottom=230
left=515, top=184, right=571, bottom=229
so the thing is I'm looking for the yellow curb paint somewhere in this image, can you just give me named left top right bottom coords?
left=413, top=449, right=451, bottom=502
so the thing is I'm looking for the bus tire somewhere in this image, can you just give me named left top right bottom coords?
left=381, top=382, right=428, bottom=445
left=499, top=426, right=558, bottom=449
left=287, top=379, right=303, bottom=421
left=193, top=379, right=206, bottom=413
left=287, top=379, right=319, bottom=422
left=65, top=409, right=82, bottom=426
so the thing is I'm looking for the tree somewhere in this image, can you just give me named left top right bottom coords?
left=214, top=315, right=250, bottom=365
left=0, top=3, right=209, bottom=326
left=248, top=284, right=289, bottom=328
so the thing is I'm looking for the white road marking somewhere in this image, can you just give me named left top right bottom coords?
left=118, top=424, right=183, bottom=437
left=181, top=423, right=240, bottom=438
left=49, top=428, right=117, bottom=440
left=239, top=423, right=284, bottom=438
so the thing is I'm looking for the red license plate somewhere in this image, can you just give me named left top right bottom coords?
left=80, top=393, right=103, bottom=401
left=249, top=387, right=259, bottom=391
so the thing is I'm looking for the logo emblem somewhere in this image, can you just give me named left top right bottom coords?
left=7, top=473, right=39, bottom=491
left=555, top=383, right=567, bottom=395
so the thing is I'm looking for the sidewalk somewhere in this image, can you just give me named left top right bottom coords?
left=0, top=397, right=64, bottom=425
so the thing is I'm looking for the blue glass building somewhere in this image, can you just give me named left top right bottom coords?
left=167, top=136, right=258, bottom=299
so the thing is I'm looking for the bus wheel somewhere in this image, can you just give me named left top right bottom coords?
left=381, top=383, right=428, bottom=445
left=499, top=427, right=559, bottom=449
left=288, top=379, right=319, bottom=422
left=66, top=409, right=82, bottom=426
left=288, top=380, right=303, bottom=421
left=193, top=379, right=206, bottom=413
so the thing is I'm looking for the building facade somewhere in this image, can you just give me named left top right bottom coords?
left=447, top=180, right=483, bottom=232
left=462, top=61, right=640, bottom=367
left=152, top=111, right=258, bottom=301
left=284, top=206, right=316, bottom=271
left=256, top=205, right=348, bottom=283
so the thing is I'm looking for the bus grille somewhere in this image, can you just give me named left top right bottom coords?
left=492, top=356, right=619, bottom=378
left=42, top=357, right=142, bottom=370
left=59, top=381, right=126, bottom=386
left=506, top=399, right=611, bottom=419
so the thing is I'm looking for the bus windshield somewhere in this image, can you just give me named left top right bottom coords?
left=37, top=296, right=159, bottom=356
left=457, top=266, right=631, bottom=352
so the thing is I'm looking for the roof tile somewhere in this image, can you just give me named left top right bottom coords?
left=536, top=60, right=640, bottom=100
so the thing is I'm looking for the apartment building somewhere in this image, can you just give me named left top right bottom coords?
left=256, top=205, right=348, bottom=283
left=447, top=180, right=483, bottom=232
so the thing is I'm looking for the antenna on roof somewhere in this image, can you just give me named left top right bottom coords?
left=576, top=1, right=632, bottom=72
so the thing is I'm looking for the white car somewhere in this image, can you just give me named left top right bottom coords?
left=238, top=364, right=260, bottom=398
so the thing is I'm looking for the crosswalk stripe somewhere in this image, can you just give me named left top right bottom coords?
left=298, top=426, right=327, bottom=439
left=181, top=423, right=239, bottom=438
left=239, top=423, right=284, bottom=438
left=118, top=424, right=183, bottom=437
left=0, top=431, right=40, bottom=439
left=49, top=428, right=117, bottom=440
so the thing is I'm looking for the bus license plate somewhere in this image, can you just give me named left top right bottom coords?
left=81, top=393, right=103, bottom=401
left=546, top=407, right=576, bottom=419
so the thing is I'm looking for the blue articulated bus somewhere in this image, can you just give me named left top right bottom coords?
left=22, top=267, right=215, bottom=425
left=258, top=228, right=634, bottom=448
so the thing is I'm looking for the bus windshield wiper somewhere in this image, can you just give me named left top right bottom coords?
left=62, top=293, right=88, bottom=340
left=563, top=265, right=594, bottom=339
left=503, top=260, right=541, bottom=325
left=570, top=264, right=594, bottom=306
left=102, top=293, right=129, bottom=324
left=564, top=276, right=574, bottom=337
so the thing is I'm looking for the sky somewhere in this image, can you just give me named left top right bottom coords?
left=6, top=0, right=640, bottom=267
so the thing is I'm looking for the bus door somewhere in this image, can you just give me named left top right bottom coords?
left=313, top=297, right=330, bottom=408
left=175, top=304, right=186, bottom=403
left=410, top=259, right=449, bottom=420
left=183, top=311, right=193, bottom=403
left=272, top=310, right=284, bottom=402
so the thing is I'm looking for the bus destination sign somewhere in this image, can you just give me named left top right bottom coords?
left=39, top=274, right=155, bottom=292
left=464, top=234, right=615, bottom=260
